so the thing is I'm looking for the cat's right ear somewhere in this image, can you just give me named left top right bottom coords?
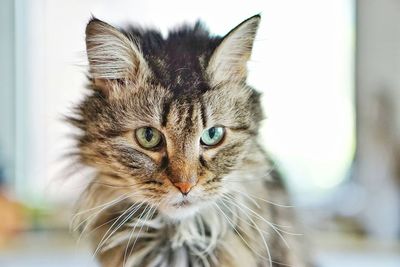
left=85, top=18, right=150, bottom=95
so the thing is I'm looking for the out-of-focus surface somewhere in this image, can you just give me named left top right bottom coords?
left=1, top=232, right=400, bottom=267
left=0, top=0, right=399, bottom=266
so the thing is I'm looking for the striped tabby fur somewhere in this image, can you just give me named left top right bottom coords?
left=70, top=15, right=312, bottom=267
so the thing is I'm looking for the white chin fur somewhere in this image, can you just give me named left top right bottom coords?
left=159, top=204, right=201, bottom=221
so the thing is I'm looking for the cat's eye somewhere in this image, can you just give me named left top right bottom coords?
left=135, top=127, right=162, bottom=149
left=200, top=126, right=225, bottom=146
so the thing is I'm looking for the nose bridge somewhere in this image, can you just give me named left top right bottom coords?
left=167, top=136, right=199, bottom=183
left=166, top=101, right=200, bottom=185
left=168, top=153, right=198, bottom=195
left=168, top=150, right=197, bottom=183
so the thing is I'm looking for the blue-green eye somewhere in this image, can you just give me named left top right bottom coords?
left=200, top=126, right=225, bottom=146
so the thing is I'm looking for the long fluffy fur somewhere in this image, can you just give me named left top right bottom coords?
left=70, top=15, right=312, bottom=267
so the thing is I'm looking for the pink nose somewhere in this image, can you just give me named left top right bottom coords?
left=173, top=182, right=195, bottom=195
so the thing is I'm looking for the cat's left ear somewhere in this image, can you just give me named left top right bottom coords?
left=206, top=15, right=260, bottom=85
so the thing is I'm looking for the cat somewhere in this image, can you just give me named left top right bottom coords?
left=70, top=14, right=312, bottom=267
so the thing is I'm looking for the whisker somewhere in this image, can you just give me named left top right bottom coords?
left=93, top=201, right=144, bottom=258
left=220, top=196, right=272, bottom=267
left=128, top=202, right=160, bottom=264
left=213, top=203, right=272, bottom=264
left=222, top=192, right=292, bottom=231
left=227, top=194, right=303, bottom=236
left=144, top=202, right=161, bottom=232
left=80, top=216, right=119, bottom=241
left=225, top=194, right=291, bottom=248
left=229, top=187, right=294, bottom=208
left=223, top=166, right=277, bottom=183
left=74, top=192, right=148, bottom=244
left=222, top=194, right=299, bottom=267
left=89, top=181, right=137, bottom=188
left=123, top=203, right=153, bottom=267
left=71, top=192, right=130, bottom=224
left=72, top=192, right=136, bottom=234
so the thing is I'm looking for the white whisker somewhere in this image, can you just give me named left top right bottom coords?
left=93, top=201, right=144, bottom=258
left=73, top=192, right=141, bottom=240
left=123, top=203, right=154, bottom=267
left=213, top=202, right=272, bottom=263
left=230, top=187, right=294, bottom=208
left=227, top=195, right=291, bottom=249
left=220, top=195, right=272, bottom=267
left=71, top=192, right=131, bottom=228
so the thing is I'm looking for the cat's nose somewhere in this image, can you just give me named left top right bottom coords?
left=173, top=181, right=196, bottom=195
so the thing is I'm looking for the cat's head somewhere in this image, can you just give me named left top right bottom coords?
left=72, top=15, right=263, bottom=220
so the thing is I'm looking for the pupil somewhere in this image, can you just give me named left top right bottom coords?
left=208, top=127, right=216, bottom=139
left=145, top=128, right=153, bottom=142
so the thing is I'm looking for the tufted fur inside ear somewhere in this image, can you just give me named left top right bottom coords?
left=85, top=18, right=150, bottom=94
left=206, top=15, right=260, bottom=86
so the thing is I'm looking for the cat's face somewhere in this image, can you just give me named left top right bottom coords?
left=72, top=16, right=262, bottom=220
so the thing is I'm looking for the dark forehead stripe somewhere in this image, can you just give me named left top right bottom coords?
left=199, top=98, right=207, bottom=128
left=122, top=22, right=222, bottom=97
left=185, top=104, right=195, bottom=132
left=161, top=100, right=171, bottom=127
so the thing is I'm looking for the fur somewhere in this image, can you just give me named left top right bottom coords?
left=69, top=15, right=312, bottom=267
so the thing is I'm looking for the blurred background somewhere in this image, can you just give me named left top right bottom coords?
left=0, top=0, right=399, bottom=266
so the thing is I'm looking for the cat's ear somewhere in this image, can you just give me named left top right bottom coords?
left=206, top=15, right=260, bottom=85
left=85, top=18, right=150, bottom=94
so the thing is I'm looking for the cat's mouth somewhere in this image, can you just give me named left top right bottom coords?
left=172, top=199, right=191, bottom=208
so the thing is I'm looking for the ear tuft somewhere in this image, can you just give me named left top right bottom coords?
left=207, top=15, right=261, bottom=85
left=85, top=18, right=149, bottom=82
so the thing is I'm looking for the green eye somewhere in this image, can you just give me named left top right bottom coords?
left=135, top=127, right=162, bottom=149
left=201, top=126, right=225, bottom=146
